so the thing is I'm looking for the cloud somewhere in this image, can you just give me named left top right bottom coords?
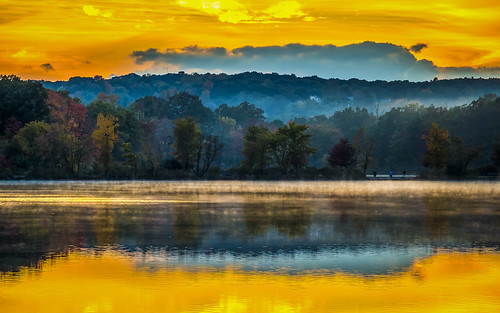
left=410, top=43, right=428, bottom=53
left=82, top=5, right=112, bottom=18
left=131, top=42, right=500, bottom=81
left=131, top=42, right=440, bottom=81
left=263, top=1, right=305, bottom=19
left=177, top=0, right=311, bottom=23
left=40, top=63, right=54, bottom=72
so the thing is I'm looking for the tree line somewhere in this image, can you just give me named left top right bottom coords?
left=1, top=74, right=500, bottom=180
left=42, top=72, right=500, bottom=121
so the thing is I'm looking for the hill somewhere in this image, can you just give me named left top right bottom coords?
left=42, top=72, right=500, bottom=120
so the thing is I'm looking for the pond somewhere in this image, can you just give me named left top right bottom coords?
left=1, top=181, right=499, bottom=312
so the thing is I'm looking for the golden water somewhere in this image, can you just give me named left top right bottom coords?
left=1, top=249, right=499, bottom=313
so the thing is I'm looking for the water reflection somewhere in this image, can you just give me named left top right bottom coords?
left=1, top=181, right=499, bottom=274
left=1, top=249, right=499, bottom=313
left=1, top=181, right=500, bottom=312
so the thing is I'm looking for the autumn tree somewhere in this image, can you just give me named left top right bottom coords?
left=92, top=113, right=119, bottom=177
left=173, top=117, right=201, bottom=170
left=328, top=138, right=357, bottom=169
left=422, top=122, right=450, bottom=177
left=46, top=90, right=91, bottom=177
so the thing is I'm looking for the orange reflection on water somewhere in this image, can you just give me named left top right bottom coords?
left=1, top=250, right=499, bottom=313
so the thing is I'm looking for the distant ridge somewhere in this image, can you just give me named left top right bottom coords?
left=42, top=72, right=500, bottom=120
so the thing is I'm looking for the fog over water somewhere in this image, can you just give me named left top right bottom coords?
left=1, top=181, right=498, bottom=274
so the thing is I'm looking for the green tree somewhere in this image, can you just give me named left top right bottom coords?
left=270, top=122, right=316, bottom=175
left=492, top=139, right=500, bottom=168
left=86, top=99, right=116, bottom=124
left=0, top=75, right=49, bottom=135
left=12, top=121, right=49, bottom=168
left=330, top=107, right=376, bottom=140
left=216, top=116, right=237, bottom=167
left=422, top=122, right=450, bottom=177
left=215, top=101, right=265, bottom=127
left=242, top=125, right=272, bottom=176
left=168, top=92, right=215, bottom=130
left=92, top=113, right=119, bottom=177
left=446, top=136, right=481, bottom=177
left=129, top=95, right=169, bottom=121
left=173, top=117, right=201, bottom=170
left=122, top=142, right=140, bottom=178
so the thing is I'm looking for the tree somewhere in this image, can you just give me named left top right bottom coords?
left=446, top=136, right=481, bottom=177
left=47, top=90, right=87, bottom=135
left=168, top=92, right=215, bottom=130
left=328, top=138, right=357, bottom=168
left=330, top=107, right=376, bottom=140
left=122, top=142, right=140, bottom=178
left=422, top=122, right=450, bottom=177
left=173, top=117, right=201, bottom=170
left=129, top=95, right=169, bottom=121
left=492, top=139, right=500, bottom=168
left=270, top=122, right=316, bottom=175
left=215, top=101, right=265, bottom=127
left=86, top=99, right=116, bottom=124
left=46, top=90, right=91, bottom=177
left=354, top=127, right=376, bottom=174
left=193, top=135, right=223, bottom=177
left=92, top=113, right=119, bottom=177
left=242, top=125, right=272, bottom=175
left=0, top=75, right=49, bottom=135
left=216, top=116, right=237, bottom=167
left=12, top=121, right=49, bottom=169
left=97, top=92, right=120, bottom=106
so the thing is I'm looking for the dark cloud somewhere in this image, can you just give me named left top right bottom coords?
left=40, top=63, right=55, bottom=72
left=130, top=42, right=500, bottom=81
left=410, top=43, right=428, bottom=53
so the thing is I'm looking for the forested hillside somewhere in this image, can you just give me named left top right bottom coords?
left=1, top=74, right=500, bottom=180
left=42, top=72, right=500, bottom=120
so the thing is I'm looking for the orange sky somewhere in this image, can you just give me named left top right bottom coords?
left=1, top=0, right=500, bottom=80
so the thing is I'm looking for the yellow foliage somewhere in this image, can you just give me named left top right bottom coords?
left=92, top=113, right=119, bottom=173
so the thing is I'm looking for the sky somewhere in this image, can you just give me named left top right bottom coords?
left=1, top=0, right=500, bottom=81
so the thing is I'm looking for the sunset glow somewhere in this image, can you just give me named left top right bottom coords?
left=1, top=0, right=500, bottom=80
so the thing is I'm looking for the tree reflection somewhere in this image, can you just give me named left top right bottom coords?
left=94, top=207, right=116, bottom=245
left=243, top=200, right=312, bottom=239
left=0, top=190, right=499, bottom=273
left=173, top=203, right=202, bottom=247
left=425, top=198, right=452, bottom=241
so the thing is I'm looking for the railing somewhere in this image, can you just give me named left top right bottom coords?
left=366, top=174, right=418, bottom=180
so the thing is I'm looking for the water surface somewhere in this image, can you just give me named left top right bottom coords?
left=1, top=181, right=499, bottom=312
